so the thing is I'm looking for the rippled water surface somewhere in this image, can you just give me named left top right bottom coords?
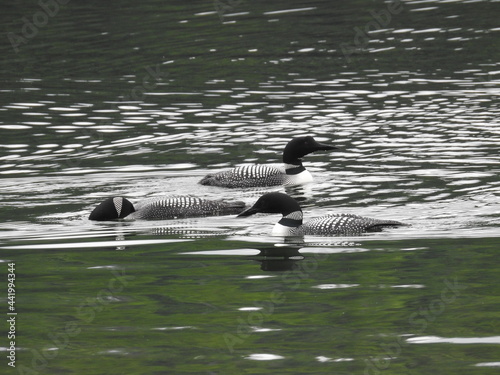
left=1, top=0, right=499, bottom=374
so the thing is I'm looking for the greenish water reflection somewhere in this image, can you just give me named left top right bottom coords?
left=1, top=236, right=498, bottom=374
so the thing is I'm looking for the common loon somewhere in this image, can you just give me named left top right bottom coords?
left=237, top=192, right=405, bottom=236
left=89, top=196, right=245, bottom=221
left=199, top=136, right=337, bottom=188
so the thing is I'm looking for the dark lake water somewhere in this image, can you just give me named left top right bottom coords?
left=1, top=0, right=499, bottom=374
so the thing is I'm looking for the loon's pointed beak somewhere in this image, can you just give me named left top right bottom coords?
left=313, top=141, right=337, bottom=152
left=237, top=206, right=260, bottom=217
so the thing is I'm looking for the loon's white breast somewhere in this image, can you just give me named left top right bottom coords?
left=271, top=222, right=303, bottom=236
left=284, top=169, right=313, bottom=186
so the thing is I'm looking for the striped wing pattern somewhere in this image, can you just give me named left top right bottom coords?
left=304, top=214, right=403, bottom=236
left=199, top=165, right=286, bottom=188
left=133, top=196, right=245, bottom=219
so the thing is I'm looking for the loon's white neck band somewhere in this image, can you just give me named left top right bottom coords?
left=284, top=163, right=306, bottom=175
left=274, top=211, right=304, bottom=235
left=283, top=168, right=313, bottom=186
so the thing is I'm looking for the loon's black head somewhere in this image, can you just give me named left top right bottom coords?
left=237, top=192, right=302, bottom=217
left=282, top=136, right=337, bottom=164
left=89, top=197, right=135, bottom=221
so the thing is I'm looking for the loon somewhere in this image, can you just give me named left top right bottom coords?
left=89, top=196, right=245, bottom=221
left=199, top=136, right=337, bottom=188
left=237, top=192, right=405, bottom=236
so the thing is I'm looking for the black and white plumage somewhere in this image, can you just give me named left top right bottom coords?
left=89, top=196, right=245, bottom=221
left=201, top=165, right=288, bottom=188
left=237, top=192, right=405, bottom=236
left=199, top=136, right=337, bottom=188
